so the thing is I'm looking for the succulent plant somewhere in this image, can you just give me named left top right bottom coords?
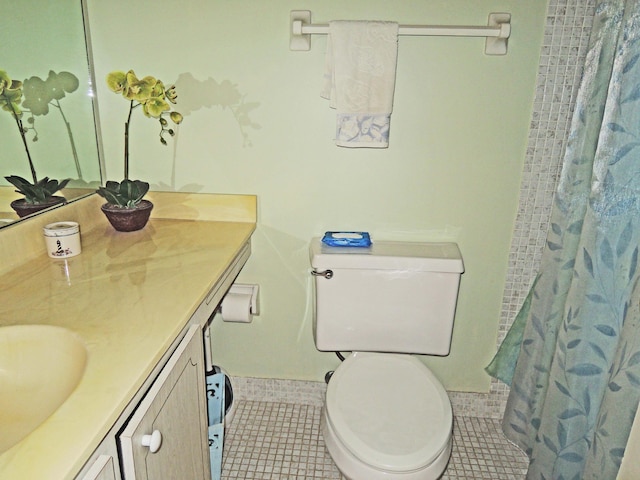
left=97, top=179, right=149, bottom=209
left=5, top=175, right=70, bottom=204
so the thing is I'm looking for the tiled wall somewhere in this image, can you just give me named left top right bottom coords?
left=231, top=0, right=597, bottom=419
left=486, top=0, right=596, bottom=418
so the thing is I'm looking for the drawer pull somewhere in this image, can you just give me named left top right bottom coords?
left=141, top=430, right=162, bottom=453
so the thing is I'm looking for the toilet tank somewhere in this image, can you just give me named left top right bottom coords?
left=310, top=239, right=464, bottom=356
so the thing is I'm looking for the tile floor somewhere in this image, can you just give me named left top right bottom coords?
left=220, top=400, right=529, bottom=479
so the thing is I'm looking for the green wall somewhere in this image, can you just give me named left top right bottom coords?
left=88, top=0, right=547, bottom=392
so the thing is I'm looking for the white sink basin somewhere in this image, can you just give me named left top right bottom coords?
left=0, top=325, right=87, bottom=454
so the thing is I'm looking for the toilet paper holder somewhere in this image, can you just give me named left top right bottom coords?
left=219, top=283, right=260, bottom=321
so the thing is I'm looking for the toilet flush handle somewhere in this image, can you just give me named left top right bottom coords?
left=311, top=269, right=333, bottom=279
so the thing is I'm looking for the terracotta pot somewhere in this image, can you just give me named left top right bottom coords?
left=101, top=200, right=154, bottom=232
left=10, top=196, right=67, bottom=218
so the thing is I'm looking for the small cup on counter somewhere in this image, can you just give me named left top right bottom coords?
left=43, top=221, right=82, bottom=258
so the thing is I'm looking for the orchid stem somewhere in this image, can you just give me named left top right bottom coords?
left=124, top=100, right=134, bottom=180
left=3, top=95, right=39, bottom=184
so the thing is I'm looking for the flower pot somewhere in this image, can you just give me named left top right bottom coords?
left=10, top=196, right=67, bottom=218
left=101, top=200, right=153, bottom=232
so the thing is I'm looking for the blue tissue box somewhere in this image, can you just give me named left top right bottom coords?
left=322, top=231, right=372, bottom=248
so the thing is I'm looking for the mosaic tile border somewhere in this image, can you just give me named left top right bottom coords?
left=230, top=376, right=500, bottom=419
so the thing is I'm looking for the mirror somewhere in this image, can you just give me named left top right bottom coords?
left=0, top=0, right=103, bottom=227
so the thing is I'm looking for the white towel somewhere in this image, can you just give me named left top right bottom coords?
left=321, top=20, right=399, bottom=148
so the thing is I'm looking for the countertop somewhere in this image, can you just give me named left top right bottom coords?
left=0, top=192, right=256, bottom=479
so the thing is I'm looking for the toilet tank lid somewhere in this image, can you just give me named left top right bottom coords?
left=310, top=239, right=464, bottom=273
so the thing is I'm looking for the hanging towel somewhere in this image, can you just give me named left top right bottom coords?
left=321, top=20, right=399, bottom=148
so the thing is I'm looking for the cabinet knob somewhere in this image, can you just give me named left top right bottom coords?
left=141, top=430, right=162, bottom=453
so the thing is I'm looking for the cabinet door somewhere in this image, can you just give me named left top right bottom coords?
left=79, top=455, right=118, bottom=480
left=119, top=325, right=210, bottom=480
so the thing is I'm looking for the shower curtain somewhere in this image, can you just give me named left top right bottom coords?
left=486, top=1, right=640, bottom=478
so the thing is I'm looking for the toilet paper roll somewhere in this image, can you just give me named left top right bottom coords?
left=221, top=292, right=253, bottom=323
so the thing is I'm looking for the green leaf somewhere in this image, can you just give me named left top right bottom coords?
left=625, top=371, right=640, bottom=387
left=617, top=221, right=633, bottom=256
left=4, top=175, right=69, bottom=204
left=611, top=448, right=625, bottom=467
left=589, top=342, right=608, bottom=361
left=567, top=363, right=603, bottom=376
left=623, top=53, right=640, bottom=73
left=513, top=409, right=527, bottom=422
left=509, top=422, right=526, bottom=435
left=608, top=382, right=622, bottom=392
left=567, top=220, right=583, bottom=234
left=558, top=422, right=567, bottom=448
left=622, top=83, right=640, bottom=104
left=586, top=294, right=608, bottom=304
left=567, top=339, right=581, bottom=349
left=96, top=187, right=121, bottom=205
left=96, top=179, right=149, bottom=208
left=555, top=380, right=571, bottom=397
left=595, top=324, right=616, bottom=337
left=607, top=122, right=627, bottom=132
left=629, top=247, right=638, bottom=281
left=584, top=389, right=591, bottom=415
left=600, top=238, right=614, bottom=270
left=611, top=142, right=640, bottom=165
left=543, top=435, right=558, bottom=454
left=583, top=248, right=594, bottom=276
left=547, top=241, right=562, bottom=251
left=559, top=408, right=583, bottom=419
left=532, top=315, right=546, bottom=339
left=559, top=452, right=583, bottom=463
left=610, top=448, right=625, bottom=459
left=627, top=351, right=640, bottom=366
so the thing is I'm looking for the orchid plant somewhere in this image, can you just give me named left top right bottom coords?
left=96, top=70, right=183, bottom=208
left=0, top=69, right=76, bottom=204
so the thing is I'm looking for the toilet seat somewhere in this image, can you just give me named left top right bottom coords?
left=325, top=352, right=452, bottom=473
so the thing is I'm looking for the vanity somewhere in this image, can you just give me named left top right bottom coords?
left=0, top=192, right=256, bottom=479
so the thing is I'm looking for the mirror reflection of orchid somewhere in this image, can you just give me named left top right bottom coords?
left=22, top=70, right=84, bottom=180
left=97, top=70, right=183, bottom=209
left=0, top=69, right=75, bottom=211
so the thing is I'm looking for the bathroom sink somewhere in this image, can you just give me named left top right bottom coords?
left=0, top=324, right=87, bottom=454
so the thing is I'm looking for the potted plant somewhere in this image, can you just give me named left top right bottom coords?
left=0, top=69, right=72, bottom=217
left=97, top=70, right=183, bottom=232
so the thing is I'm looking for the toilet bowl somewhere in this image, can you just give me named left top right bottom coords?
left=322, top=352, right=452, bottom=480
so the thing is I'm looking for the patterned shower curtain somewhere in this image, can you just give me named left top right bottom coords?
left=486, top=1, right=640, bottom=478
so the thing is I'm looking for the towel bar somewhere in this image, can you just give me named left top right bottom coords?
left=290, top=10, right=511, bottom=55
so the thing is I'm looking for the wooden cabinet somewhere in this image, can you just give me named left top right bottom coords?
left=119, top=325, right=210, bottom=480
left=73, top=238, right=253, bottom=480
left=79, top=455, right=118, bottom=480
left=75, top=325, right=211, bottom=480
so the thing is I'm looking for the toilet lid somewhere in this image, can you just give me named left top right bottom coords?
left=325, top=352, right=452, bottom=473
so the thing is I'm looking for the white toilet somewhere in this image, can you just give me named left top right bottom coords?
left=310, top=238, right=464, bottom=480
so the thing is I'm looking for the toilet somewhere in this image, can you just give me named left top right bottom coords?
left=310, top=238, right=464, bottom=480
